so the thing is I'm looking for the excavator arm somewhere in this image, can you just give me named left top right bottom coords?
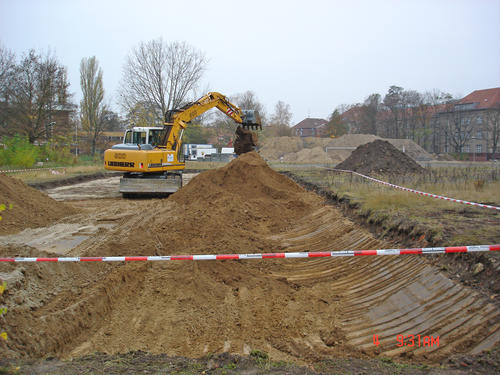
left=104, top=91, right=261, bottom=196
left=162, top=92, right=261, bottom=152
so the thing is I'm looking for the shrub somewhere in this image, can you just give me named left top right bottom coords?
left=39, top=136, right=74, bottom=165
left=0, top=135, right=38, bottom=168
left=0, top=280, right=7, bottom=341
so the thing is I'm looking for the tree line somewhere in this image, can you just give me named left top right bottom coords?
left=329, top=86, right=499, bottom=156
left=1, top=39, right=296, bottom=158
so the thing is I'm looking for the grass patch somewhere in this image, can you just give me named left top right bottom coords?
left=285, top=166, right=500, bottom=246
left=4, top=165, right=106, bottom=184
left=379, top=357, right=429, bottom=374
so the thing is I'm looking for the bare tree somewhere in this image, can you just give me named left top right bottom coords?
left=360, top=93, right=380, bottom=135
left=444, top=101, right=473, bottom=153
left=486, top=108, right=500, bottom=159
left=382, top=85, right=404, bottom=138
left=335, top=103, right=361, bottom=133
left=269, top=100, right=292, bottom=136
left=119, top=39, right=206, bottom=124
left=209, top=91, right=266, bottom=147
left=80, top=56, right=107, bottom=155
left=424, top=90, right=453, bottom=153
left=0, top=44, right=16, bottom=131
left=8, top=49, right=71, bottom=143
left=231, top=91, right=267, bottom=123
left=101, top=109, right=122, bottom=132
left=125, top=101, right=158, bottom=128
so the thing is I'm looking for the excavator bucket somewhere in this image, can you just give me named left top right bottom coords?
left=234, top=125, right=258, bottom=155
left=241, top=110, right=262, bottom=130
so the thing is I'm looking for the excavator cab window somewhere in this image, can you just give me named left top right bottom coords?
left=149, top=129, right=166, bottom=147
left=124, top=130, right=132, bottom=144
left=131, top=131, right=147, bottom=145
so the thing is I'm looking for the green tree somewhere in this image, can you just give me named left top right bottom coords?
left=183, top=121, right=209, bottom=144
left=325, top=110, right=348, bottom=137
left=0, top=134, right=38, bottom=167
left=80, top=56, right=107, bottom=155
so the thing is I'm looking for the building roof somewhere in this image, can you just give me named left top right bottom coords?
left=458, top=87, right=500, bottom=110
left=292, top=118, right=327, bottom=129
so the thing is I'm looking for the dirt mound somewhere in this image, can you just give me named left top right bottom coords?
left=336, top=140, right=427, bottom=175
left=0, top=174, right=77, bottom=235
left=84, top=152, right=320, bottom=258
left=386, top=139, right=434, bottom=161
left=282, top=146, right=336, bottom=163
left=258, top=136, right=302, bottom=160
left=327, top=134, right=380, bottom=147
left=259, top=137, right=331, bottom=162
left=259, top=135, right=433, bottom=163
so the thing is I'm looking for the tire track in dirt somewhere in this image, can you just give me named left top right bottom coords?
left=270, top=205, right=499, bottom=360
left=1, top=152, right=498, bottom=364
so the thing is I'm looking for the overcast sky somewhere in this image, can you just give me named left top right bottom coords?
left=1, top=0, right=499, bottom=123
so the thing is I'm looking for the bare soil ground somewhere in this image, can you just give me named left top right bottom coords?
left=0, top=153, right=498, bottom=374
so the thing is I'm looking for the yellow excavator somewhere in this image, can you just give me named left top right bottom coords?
left=104, top=92, right=261, bottom=196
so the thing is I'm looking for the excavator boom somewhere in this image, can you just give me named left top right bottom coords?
left=103, top=92, right=261, bottom=196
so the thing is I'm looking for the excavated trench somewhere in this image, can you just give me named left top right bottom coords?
left=0, top=153, right=498, bottom=363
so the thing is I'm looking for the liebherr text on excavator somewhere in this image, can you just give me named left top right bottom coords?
left=104, top=92, right=261, bottom=196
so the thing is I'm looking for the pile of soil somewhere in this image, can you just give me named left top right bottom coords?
left=234, top=126, right=258, bottom=155
left=259, top=136, right=306, bottom=160
left=85, top=151, right=321, bottom=258
left=0, top=174, right=77, bottom=235
left=336, top=140, right=427, bottom=175
left=386, top=138, right=434, bottom=161
left=282, top=146, right=337, bottom=163
left=259, top=135, right=433, bottom=163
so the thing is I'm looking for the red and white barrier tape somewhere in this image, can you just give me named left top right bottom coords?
left=0, top=245, right=498, bottom=262
left=326, top=168, right=500, bottom=211
left=0, top=166, right=67, bottom=174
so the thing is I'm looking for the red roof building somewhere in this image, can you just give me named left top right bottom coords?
left=457, top=87, right=500, bottom=110
left=292, top=118, right=328, bottom=137
left=434, top=87, right=500, bottom=160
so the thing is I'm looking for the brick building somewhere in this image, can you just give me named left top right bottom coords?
left=434, top=87, right=500, bottom=160
left=292, top=118, right=327, bottom=137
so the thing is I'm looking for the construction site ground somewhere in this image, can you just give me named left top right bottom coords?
left=0, top=154, right=499, bottom=375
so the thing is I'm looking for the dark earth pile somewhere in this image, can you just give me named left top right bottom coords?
left=336, top=140, right=426, bottom=175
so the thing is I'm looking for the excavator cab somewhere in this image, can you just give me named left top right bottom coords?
left=241, top=110, right=262, bottom=130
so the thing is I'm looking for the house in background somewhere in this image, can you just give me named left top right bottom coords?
left=434, top=87, right=500, bottom=160
left=292, top=118, right=328, bottom=137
